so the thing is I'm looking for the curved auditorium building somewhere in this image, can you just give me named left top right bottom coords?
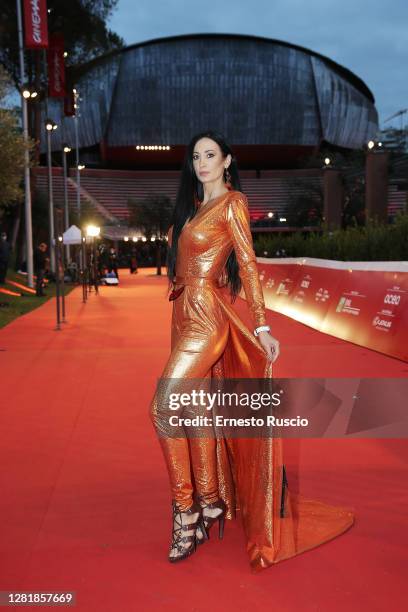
left=45, top=32, right=378, bottom=169
left=37, top=33, right=384, bottom=225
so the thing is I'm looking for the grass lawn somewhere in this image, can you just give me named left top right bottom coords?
left=0, top=270, right=76, bottom=329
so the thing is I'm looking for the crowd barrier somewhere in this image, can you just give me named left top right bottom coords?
left=254, top=257, right=408, bottom=362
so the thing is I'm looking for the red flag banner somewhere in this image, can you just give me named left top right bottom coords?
left=48, top=33, right=65, bottom=97
left=23, top=0, right=49, bottom=49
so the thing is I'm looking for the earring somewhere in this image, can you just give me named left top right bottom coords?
left=224, top=167, right=232, bottom=190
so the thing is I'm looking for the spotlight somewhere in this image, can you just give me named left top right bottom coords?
left=63, top=51, right=68, bottom=58
left=267, top=211, right=274, bottom=218
left=63, top=145, right=71, bottom=153
left=132, top=237, right=138, bottom=242
left=22, top=85, right=38, bottom=99
left=150, top=236, right=156, bottom=242
left=324, top=157, right=331, bottom=166
left=367, top=140, right=375, bottom=149
left=124, top=236, right=129, bottom=242
left=279, top=217, right=287, bottom=223
left=86, top=225, right=100, bottom=238
left=141, top=237, right=147, bottom=242
left=78, top=164, right=85, bottom=170
left=45, top=118, right=57, bottom=131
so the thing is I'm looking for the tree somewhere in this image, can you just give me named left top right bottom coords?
left=0, top=0, right=124, bottom=86
left=295, top=146, right=368, bottom=228
left=128, top=194, right=174, bottom=275
left=0, top=66, right=34, bottom=224
left=0, top=1, right=123, bottom=259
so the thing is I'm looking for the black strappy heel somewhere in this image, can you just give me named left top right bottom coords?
left=196, top=498, right=227, bottom=546
left=168, top=500, right=208, bottom=563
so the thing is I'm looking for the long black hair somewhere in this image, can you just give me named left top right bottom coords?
left=166, top=130, right=242, bottom=301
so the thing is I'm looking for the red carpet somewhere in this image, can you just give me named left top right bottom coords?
left=0, top=269, right=406, bottom=611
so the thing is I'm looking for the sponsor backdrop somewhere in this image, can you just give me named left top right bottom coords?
left=255, top=258, right=408, bottom=362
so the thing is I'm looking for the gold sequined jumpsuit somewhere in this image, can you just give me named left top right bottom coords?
left=150, top=190, right=354, bottom=571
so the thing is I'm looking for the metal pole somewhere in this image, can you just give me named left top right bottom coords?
left=46, top=129, right=56, bottom=272
left=54, top=218, right=62, bottom=331
left=56, top=208, right=66, bottom=323
left=60, top=236, right=66, bottom=322
left=62, top=148, right=71, bottom=261
left=16, top=0, right=34, bottom=287
left=81, top=236, right=87, bottom=303
left=74, top=113, right=81, bottom=219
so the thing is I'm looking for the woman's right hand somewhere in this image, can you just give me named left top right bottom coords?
left=257, top=332, right=280, bottom=363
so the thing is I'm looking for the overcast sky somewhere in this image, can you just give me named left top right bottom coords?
left=109, top=0, right=408, bottom=129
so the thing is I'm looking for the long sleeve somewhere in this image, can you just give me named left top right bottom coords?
left=225, top=193, right=267, bottom=328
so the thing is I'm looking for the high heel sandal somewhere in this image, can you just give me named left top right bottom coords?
left=196, top=498, right=226, bottom=546
left=168, top=500, right=208, bottom=563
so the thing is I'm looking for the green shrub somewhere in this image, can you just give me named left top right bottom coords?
left=253, top=213, right=408, bottom=261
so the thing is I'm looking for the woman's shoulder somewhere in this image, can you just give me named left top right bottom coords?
left=225, top=190, right=249, bottom=208
left=227, top=189, right=246, bottom=199
left=223, top=190, right=250, bottom=222
left=226, top=189, right=248, bottom=202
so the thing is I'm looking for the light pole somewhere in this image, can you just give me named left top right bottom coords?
left=62, top=144, right=71, bottom=261
left=73, top=89, right=81, bottom=219
left=45, top=118, right=58, bottom=272
left=86, top=225, right=101, bottom=295
left=16, top=0, right=34, bottom=287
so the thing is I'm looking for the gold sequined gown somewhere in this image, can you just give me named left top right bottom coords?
left=150, top=189, right=354, bottom=571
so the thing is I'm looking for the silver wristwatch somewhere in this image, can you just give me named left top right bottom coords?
left=254, top=325, right=270, bottom=337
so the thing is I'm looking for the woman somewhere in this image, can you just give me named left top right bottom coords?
left=150, top=131, right=354, bottom=570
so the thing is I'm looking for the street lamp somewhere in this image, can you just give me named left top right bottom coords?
left=21, top=84, right=38, bottom=99
left=62, top=143, right=72, bottom=261
left=72, top=88, right=82, bottom=220
left=45, top=118, right=58, bottom=272
left=86, top=225, right=101, bottom=238
left=86, top=225, right=101, bottom=295
left=16, top=0, right=34, bottom=287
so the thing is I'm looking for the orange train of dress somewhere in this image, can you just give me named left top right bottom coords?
left=150, top=189, right=354, bottom=572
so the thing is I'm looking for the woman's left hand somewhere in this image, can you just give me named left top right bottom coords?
left=257, top=331, right=280, bottom=362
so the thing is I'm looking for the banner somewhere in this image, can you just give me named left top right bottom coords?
left=23, top=0, right=49, bottom=49
left=47, top=33, right=65, bottom=97
left=256, top=258, right=408, bottom=362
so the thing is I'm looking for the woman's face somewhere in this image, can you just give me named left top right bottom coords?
left=192, top=137, right=231, bottom=185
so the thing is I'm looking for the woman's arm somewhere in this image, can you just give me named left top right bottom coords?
left=225, top=193, right=267, bottom=327
left=225, top=193, right=280, bottom=362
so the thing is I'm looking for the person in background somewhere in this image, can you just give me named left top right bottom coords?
left=34, top=242, right=49, bottom=297
left=129, top=247, right=138, bottom=274
left=108, top=246, right=119, bottom=279
left=0, top=232, right=11, bottom=284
